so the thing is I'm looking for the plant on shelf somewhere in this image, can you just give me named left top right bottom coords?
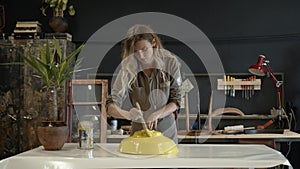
left=40, top=0, right=76, bottom=32
left=40, top=0, right=75, bottom=17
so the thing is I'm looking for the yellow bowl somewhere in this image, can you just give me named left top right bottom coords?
left=118, top=130, right=178, bottom=155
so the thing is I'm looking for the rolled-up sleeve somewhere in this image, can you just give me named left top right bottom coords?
left=106, top=69, right=128, bottom=109
left=167, top=56, right=182, bottom=108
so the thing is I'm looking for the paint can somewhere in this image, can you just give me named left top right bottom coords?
left=78, top=121, right=94, bottom=149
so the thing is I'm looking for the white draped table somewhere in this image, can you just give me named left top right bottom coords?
left=0, top=143, right=292, bottom=169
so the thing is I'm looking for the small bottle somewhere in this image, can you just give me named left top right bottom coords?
left=110, top=119, right=118, bottom=134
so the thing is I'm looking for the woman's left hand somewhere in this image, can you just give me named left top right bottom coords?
left=147, top=120, right=157, bottom=130
left=146, top=112, right=160, bottom=130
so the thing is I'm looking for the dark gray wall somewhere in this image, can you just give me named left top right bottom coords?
left=2, top=0, right=300, bottom=111
left=1, top=0, right=300, bottom=168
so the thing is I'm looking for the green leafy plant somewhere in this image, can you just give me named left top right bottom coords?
left=0, top=38, right=84, bottom=121
left=23, top=38, right=83, bottom=120
left=40, top=0, right=76, bottom=17
left=24, top=38, right=83, bottom=88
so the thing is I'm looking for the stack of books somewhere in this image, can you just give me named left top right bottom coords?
left=44, top=33, right=72, bottom=41
left=13, top=21, right=42, bottom=39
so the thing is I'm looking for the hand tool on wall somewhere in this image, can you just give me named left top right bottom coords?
left=223, top=75, right=227, bottom=95
left=244, top=77, right=248, bottom=99
left=231, top=77, right=235, bottom=97
left=227, top=75, right=230, bottom=96
left=251, top=75, right=256, bottom=96
left=242, top=79, right=245, bottom=99
left=229, top=76, right=233, bottom=96
left=247, top=77, right=251, bottom=99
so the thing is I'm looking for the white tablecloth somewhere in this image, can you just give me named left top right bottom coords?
left=0, top=143, right=292, bottom=169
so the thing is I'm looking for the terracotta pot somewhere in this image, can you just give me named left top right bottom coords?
left=49, top=16, right=68, bottom=33
left=37, top=122, right=68, bottom=150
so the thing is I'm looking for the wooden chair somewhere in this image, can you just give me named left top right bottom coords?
left=66, top=79, right=108, bottom=143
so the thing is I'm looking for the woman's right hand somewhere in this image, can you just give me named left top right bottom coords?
left=129, top=107, right=143, bottom=122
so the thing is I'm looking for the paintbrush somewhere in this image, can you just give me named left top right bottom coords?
left=136, top=102, right=152, bottom=137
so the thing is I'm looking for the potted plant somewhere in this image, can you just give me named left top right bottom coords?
left=40, top=0, right=76, bottom=33
left=22, top=38, right=83, bottom=150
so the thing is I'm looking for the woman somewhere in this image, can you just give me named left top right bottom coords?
left=106, top=24, right=182, bottom=143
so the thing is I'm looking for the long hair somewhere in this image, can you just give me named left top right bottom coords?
left=119, top=24, right=175, bottom=90
left=122, top=24, right=164, bottom=60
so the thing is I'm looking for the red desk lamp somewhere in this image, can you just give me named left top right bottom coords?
left=248, top=55, right=284, bottom=128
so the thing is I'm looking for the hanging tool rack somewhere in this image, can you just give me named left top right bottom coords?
left=217, top=76, right=261, bottom=90
left=217, top=75, right=261, bottom=99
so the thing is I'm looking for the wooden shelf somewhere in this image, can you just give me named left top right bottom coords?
left=217, top=79, right=261, bottom=90
left=177, top=114, right=282, bottom=120
left=71, top=102, right=104, bottom=106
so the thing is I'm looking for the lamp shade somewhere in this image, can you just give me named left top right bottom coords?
left=248, top=55, right=267, bottom=76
